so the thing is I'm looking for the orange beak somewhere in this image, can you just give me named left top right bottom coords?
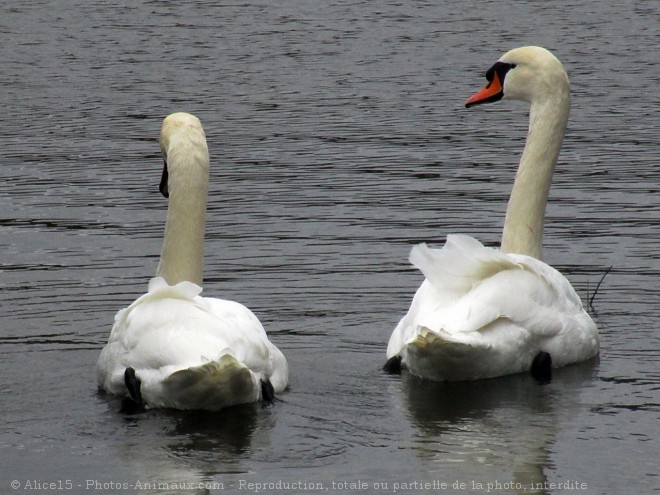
left=465, top=71, right=504, bottom=108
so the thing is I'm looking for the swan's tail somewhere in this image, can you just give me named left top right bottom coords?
left=405, top=327, right=525, bottom=381
left=161, top=354, right=260, bottom=410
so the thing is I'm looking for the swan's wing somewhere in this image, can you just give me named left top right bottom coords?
left=388, top=236, right=597, bottom=380
left=409, top=234, right=520, bottom=294
left=388, top=236, right=593, bottom=356
left=107, top=277, right=203, bottom=344
left=203, top=296, right=288, bottom=392
left=388, top=236, right=519, bottom=358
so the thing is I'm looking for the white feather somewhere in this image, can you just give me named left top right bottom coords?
left=388, top=236, right=597, bottom=381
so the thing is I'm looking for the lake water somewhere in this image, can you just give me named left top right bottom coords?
left=1, top=1, right=658, bottom=494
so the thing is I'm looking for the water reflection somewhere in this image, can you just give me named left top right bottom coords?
left=399, top=360, right=599, bottom=494
left=99, top=397, right=270, bottom=493
left=165, top=405, right=261, bottom=457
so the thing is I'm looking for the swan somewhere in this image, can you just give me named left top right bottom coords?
left=385, top=47, right=599, bottom=381
left=97, top=112, right=288, bottom=410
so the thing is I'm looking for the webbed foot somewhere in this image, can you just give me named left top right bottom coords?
left=383, top=355, right=403, bottom=375
left=123, top=367, right=145, bottom=411
left=531, top=351, right=552, bottom=383
left=261, top=378, right=275, bottom=403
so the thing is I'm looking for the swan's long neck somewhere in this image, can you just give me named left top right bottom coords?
left=156, top=139, right=209, bottom=286
left=500, top=92, right=569, bottom=260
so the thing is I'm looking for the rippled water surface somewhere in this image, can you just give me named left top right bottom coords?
left=1, top=1, right=658, bottom=494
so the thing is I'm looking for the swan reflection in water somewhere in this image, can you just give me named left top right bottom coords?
left=399, top=360, right=599, bottom=494
left=102, top=396, right=272, bottom=495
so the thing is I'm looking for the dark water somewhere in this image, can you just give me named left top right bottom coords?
left=1, top=1, right=658, bottom=494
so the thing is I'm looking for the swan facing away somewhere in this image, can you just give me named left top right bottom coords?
left=97, top=113, right=288, bottom=410
left=385, top=47, right=599, bottom=382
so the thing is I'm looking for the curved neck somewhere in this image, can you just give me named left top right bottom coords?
left=156, top=145, right=208, bottom=286
left=500, top=94, right=569, bottom=260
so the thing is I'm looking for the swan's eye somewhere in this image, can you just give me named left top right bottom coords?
left=479, top=61, right=517, bottom=92
left=490, top=62, right=516, bottom=84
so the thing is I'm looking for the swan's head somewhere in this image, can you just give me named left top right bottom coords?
left=158, top=112, right=208, bottom=198
left=465, top=46, right=569, bottom=108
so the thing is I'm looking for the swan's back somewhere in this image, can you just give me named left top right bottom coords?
left=387, top=235, right=598, bottom=381
left=97, top=277, right=288, bottom=409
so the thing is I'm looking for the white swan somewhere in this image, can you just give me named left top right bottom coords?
left=385, top=47, right=599, bottom=381
left=97, top=112, right=288, bottom=410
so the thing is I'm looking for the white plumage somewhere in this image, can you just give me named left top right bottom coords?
left=387, top=235, right=598, bottom=381
left=97, top=113, right=287, bottom=409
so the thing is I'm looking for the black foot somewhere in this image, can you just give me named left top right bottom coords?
left=383, top=355, right=403, bottom=375
left=531, top=351, right=552, bottom=383
left=124, top=367, right=143, bottom=405
left=261, top=378, right=275, bottom=403
left=120, top=397, right=145, bottom=414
